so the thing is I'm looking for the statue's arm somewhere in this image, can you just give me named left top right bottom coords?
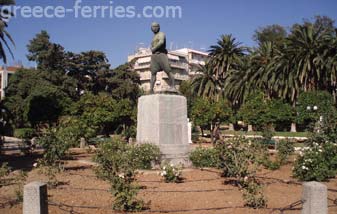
left=151, top=33, right=165, bottom=53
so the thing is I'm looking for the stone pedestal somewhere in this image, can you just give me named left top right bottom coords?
left=23, top=181, right=48, bottom=214
left=137, top=94, right=190, bottom=166
left=302, top=182, right=327, bottom=214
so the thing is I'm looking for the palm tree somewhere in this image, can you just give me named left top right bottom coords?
left=0, top=0, right=15, bottom=63
left=324, top=28, right=337, bottom=103
left=223, top=55, right=251, bottom=105
left=287, top=24, right=330, bottom=92
left=208, top=34, right=246, bottom=81
left=248, top=42, right=279, bottom=99
left=191, top=63, right=222, bottom=101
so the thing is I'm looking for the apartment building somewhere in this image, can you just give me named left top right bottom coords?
left=128, top=48, right=208, bottom=92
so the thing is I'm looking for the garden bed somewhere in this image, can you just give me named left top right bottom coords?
left=0, top=149, right=336, bottom=214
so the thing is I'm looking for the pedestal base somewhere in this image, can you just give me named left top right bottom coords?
left=137, top=94, right=191, bottom=166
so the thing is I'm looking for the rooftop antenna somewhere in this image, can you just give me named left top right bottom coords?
left=135, top=42, right=145, bottom=53
left=169, top=42, right=174, bottom=50
left=188, top=41, right=193, bottom=49
left=200, top=46, right=206, bottom=52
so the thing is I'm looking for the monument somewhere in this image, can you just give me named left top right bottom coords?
left=136, top=22, right=190, bottom=165
left=149, top=22, right=175, bottom=94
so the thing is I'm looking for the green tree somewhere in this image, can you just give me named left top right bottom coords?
left=0, top=0, right=15, bottom=63
left=191, top=64, right=221, bottom=101
left=179, top=80, right=195, bottom=116
left=190, top=97, right=232, bottom=143
left=253, top=24, right=287, bottom=47
left=27, top=31, right=66, bottom=71
left=70, top=93, right=135, bottom=136
left=238, top=91, right=267, bottom=130
left=65, top=51, right=111, bottom=92
left=295, top=91, right=336, bottom=130
left=208, top=34, right=246, bottom=81
left=3, top=69, right=72, bottom=128
left=263, top=99, right=293, bottom=131
left=101, top=62, right=141, bottom=103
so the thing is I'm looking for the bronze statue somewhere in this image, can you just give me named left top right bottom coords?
left=150, top=22, right=175, bottom=94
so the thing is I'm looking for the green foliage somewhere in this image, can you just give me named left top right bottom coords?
left=295, top=91, right=336, bottom=129
left=215, top=137, right=268, bottom=207
left=56, top=116, right=96, bottom=147
left=37, top=129, right=70, bottom=166
left=190, top=97, right=232, bottom=142
left=253, top=24, right=287, bottom=47
left=37, top=162, right=63, bottom=188
left=0, top=162, right=10, bottom=186
left=238, top=92, right=293, bottom=131
left=13, top=128, right=35, bottom=139
left=14, top=170, right=27, bottom=202
left=103, top=62, right=141, bottom=102
left=242, top=179, right=267, bottom=208
left=94, top=138, right=145, bottom=211
left=160, top=162, right=183, bottom=183
left=65, top=51, right=110, bottom=92
left=189, top=147, right=219, bottom=168
left=4, top=69, right=72, bottom=128
left=263, top=99, right=293, bottom=130
left=111, top=176, right=145, bottom=211
left=293, top=142, right=337, bottom=181
left=131, top=144, right=161, bottom=170
left=238, top=92, right=267, bottom=128
left=70, top=93, right=135, bottom=136
left=216, top=137, right=255, bottom=179
left=261, top=159, right=281, bottom=171
left=276, top=140, right=294, bottom=164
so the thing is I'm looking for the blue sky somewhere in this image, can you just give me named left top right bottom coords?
left=5, top=0, right=337, bottom=68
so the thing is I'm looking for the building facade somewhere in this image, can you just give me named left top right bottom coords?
left=128, top=48, right=208, bottom=92
left=0, top=66, right=21, bottom=99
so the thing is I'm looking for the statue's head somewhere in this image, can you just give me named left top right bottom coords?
left=151, top=22, right=160, bottom=34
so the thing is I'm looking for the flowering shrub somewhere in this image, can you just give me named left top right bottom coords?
left=0, top=162, right=10, bottom=186
left=189, top=147, right=219, bottom=168
left=293, top=142, right=337, bottom=181
left=131, top=144, right=161, bottom=169
left=94, top=137, right=145, bottom=211
left=160, top=162, right=183, bottom=183
left=215, top=137, right=256, bottom=179
left=215, top=137, right=268, bottom=207
left=37, top=128, right=70, bottom=166
left=276, top=140, right=294, bottom=164
left=242, top=178, right=267, bottom=208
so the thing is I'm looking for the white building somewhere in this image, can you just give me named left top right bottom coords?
left=128, top=48, right=208, bottom=92
left=0, top=66, right=21, bottom=99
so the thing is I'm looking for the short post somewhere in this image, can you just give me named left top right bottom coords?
left=23, top=181, right=48, bottom=214
left=80, top=137, right=87, bottom=149
left=302, top=182, right=327, bottom=214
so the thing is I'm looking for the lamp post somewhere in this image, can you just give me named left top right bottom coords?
left=306, top=105, right=322, bottom=133
left=0, top=108, right=6, bottom=145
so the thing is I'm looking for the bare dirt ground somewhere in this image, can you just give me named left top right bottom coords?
left=1, top=149, right=336, bottom=214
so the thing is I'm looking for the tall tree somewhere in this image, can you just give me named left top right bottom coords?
left=27, top=30, right=66, bottom=71
left=253, top=24, right=287, bottom=47
left=65, top=50, right=110, bottom=93
left=0, top=0, right=15, bottom=63
left=191, top=64, right=221, bottom=101
left=208, top=34, right=246, bottom=81
left=4, top=69, right=72, bottom=128
left=101, top=62, right=141, bottom=103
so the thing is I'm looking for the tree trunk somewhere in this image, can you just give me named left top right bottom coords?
left=291, top=122, right=297, bottom=132
left=248, top=124, right=253, bottom=132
